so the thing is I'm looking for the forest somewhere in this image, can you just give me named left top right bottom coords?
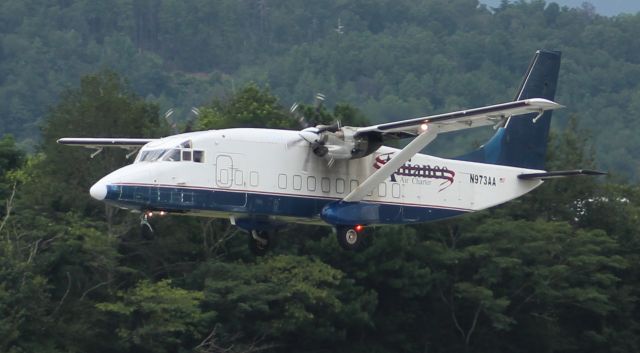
left=2, top=0, right=640, bottom=352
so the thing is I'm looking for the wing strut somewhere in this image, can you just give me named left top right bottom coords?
left=343, top=126, right=439, bottom=202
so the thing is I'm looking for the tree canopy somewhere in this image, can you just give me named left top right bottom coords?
left=1, top=70, right=640, bottom=352
left=1, top=0, right=640, bottom=179
left=2, top=1, right=640, bottom=352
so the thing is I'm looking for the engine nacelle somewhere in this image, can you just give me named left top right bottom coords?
left=317, top=127, right=383, bottom=160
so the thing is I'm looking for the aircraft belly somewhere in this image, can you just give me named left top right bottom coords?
left=103, top=183, right=475, bottom=226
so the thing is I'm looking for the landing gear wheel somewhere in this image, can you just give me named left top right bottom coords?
left=336, top=226, right=367, bottom=251
left=249, top=230, right=271, bottom=256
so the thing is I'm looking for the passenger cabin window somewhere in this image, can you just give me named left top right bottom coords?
left=392, top=183, right=401, bottom=198
left=336, top=179, right=345, bottom=194
left=235, top=170, right=243, bottom=186
left=293, top=175, right=302, bottom=190
left=321, top=177, right=330, bottom=193
left=378, top=183, right=387, bottom=197
left=278, top=174, right=287, bottom=189
left=350, top=180, right=359, bottom=192
left=307, top=176, right=316, bottom=191
left=250, top=171, right=259, bottom=187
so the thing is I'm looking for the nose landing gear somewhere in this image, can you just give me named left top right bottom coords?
left=139, top=210, right=169, bottom=238
left=140, top=212, right=154, bottom=234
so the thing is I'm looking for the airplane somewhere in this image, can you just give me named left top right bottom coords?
left=58, top=50, right=604, bottom=255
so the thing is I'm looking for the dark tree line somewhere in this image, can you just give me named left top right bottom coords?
left=1, top=72, right=639, bottom=352
left=1, top=0, right=640, bottom=179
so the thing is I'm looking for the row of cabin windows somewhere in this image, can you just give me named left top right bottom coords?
left=277, top=174, right=400, bottom=198
left=226, top=170, right=259, bottom=187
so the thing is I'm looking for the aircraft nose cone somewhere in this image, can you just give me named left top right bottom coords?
left=89, top=181, right=107, bottom=201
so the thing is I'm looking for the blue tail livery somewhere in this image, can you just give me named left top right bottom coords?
left=457, top=50, right=561, bottom=169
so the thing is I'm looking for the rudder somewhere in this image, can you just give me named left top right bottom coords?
left=457, top=50, right=561, bottom=169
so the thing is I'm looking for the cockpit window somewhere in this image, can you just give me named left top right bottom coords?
left=163, top=149, right=181, bottom=161
left=193, top=150, right=204, bottom=163
left=135, top=142, right=203, bottom=164
left=138, top=149, right=168, bottom=162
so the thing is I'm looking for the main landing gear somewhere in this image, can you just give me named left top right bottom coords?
left=248, top=230, right=271, bottom=256
left=335, top=225, right=369, bottom=251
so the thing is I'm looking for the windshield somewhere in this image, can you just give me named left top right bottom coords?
left=135, top=140, right=204, bottom=163
left=138, top=149, right=168, bottom=162
left=162, top=149, right=181, bottom=161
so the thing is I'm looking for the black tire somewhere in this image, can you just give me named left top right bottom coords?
left=248, top=230, right=270, bottom=256
left=140, top=223, right=155, bottom=240
left=336, top=226, right=368, bottom=251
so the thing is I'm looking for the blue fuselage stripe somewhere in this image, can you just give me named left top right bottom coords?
left=105, top=184, right=467, bottom=225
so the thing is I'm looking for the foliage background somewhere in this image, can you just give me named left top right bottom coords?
left=2, top=0, right=640, bottom=179
left=1, top=1, right=640, bottom=352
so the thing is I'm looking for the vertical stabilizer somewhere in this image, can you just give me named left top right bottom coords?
left=457, top=50, right=561, bottom=169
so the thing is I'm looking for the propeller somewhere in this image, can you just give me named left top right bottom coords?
left=287, top=93, right=347, bottom=168
left=163, top=107, right=200, bottom=133
left=164, top=108, right=177, bottom=133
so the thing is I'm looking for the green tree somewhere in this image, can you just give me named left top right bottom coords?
left=195, top=255, right=376, bottom=350
left=32, top=70, right=167, bottom=215
left=97, top=279, right=206, bottom=353
left=197, top=84, right=297, bottom=130
left=0, top=135, right=23, bottom=213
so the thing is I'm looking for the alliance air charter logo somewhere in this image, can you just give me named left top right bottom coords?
left=374, top=152, right=455, bottom=192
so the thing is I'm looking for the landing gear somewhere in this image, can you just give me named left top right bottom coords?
left=249, top=230, right=271, bottom=256
left=140, top=212, right=154, bottom=239
left=139, top=210, right=169, bottom=239
left=336, top=225, right=369, bottom=251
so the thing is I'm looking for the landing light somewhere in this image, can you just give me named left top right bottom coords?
left=146, top=211, right=167, bottom=217
left=420, top=123, right=429, bottom=132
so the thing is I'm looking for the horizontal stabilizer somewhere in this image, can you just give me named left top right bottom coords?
left=518, top=169, right=607, bottom=180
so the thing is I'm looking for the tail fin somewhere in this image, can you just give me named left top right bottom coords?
left=456, top=50, right=561, bottom=169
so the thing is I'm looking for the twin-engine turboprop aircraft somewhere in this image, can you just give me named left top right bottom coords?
left=59, top=50, right=603, bottom=254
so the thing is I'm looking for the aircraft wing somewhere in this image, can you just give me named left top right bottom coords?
left=57, top=138, right=156, bottom=148
left=355, top=98, right=563, bottom=138
left=343, top=98, right=563, bottom=202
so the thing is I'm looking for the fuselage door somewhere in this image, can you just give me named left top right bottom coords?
left=216, top=154, right=233, bottom=188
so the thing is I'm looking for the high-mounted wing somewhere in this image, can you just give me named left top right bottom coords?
left=355, top=98, right=562, bottom=138
left=343, top=98, right=563, bottom=202
left=57, top=138, right=156, bottom=147
left=57, top=138, right=156, bottom=158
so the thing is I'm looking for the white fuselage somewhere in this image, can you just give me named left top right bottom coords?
left=91, top=129, right=544, bottom=226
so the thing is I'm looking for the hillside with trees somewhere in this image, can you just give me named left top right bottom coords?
left=2, top=1, right=640, bottom=352
left=1, top=0, right=640, bottom=179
